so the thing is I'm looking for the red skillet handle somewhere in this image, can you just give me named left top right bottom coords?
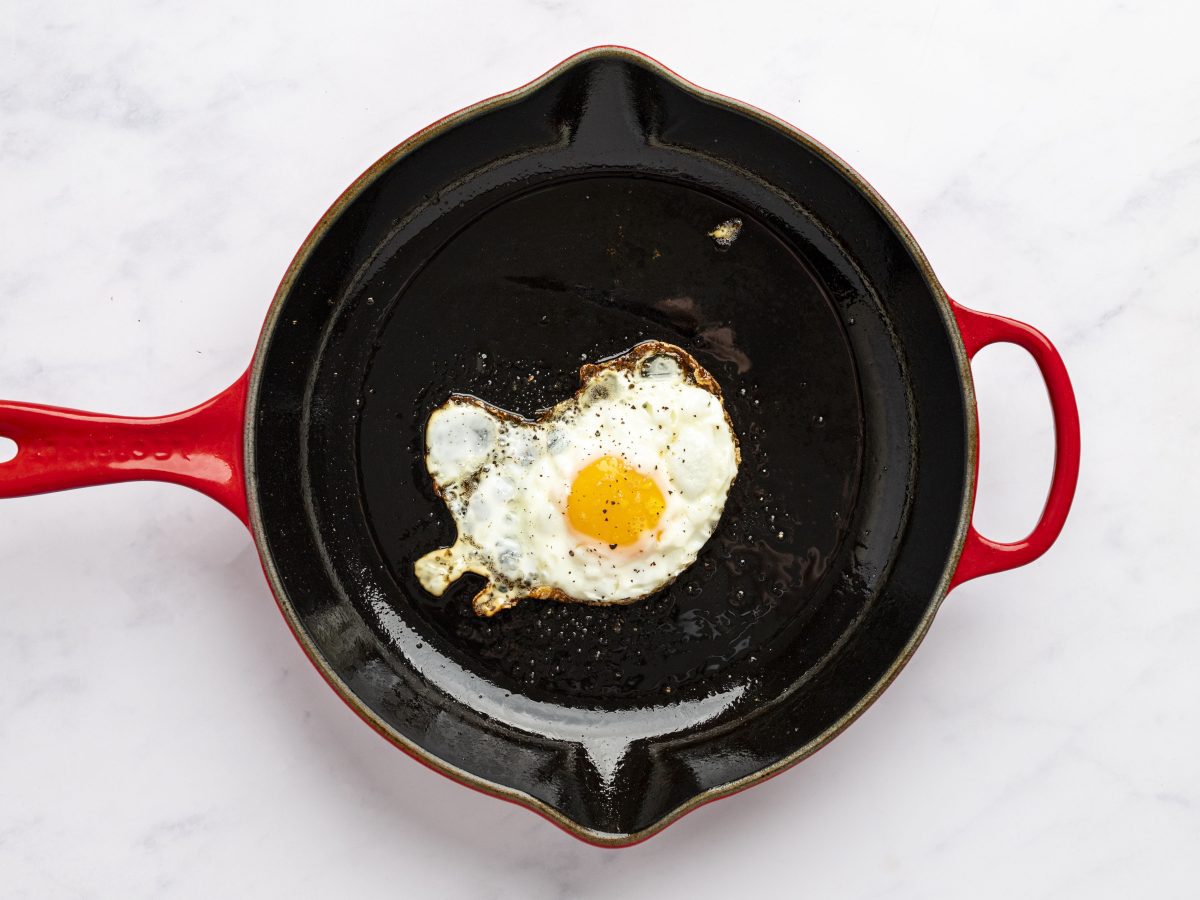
left=948, top=300, right=1080, bottom=589
left=0, top=371, right=249, bottom=524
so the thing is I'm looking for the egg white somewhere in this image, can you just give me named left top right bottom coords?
left=414, top=342, right=740, bottom=615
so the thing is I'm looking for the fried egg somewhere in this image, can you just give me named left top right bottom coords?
left=414, top=341, right=740, bottom=616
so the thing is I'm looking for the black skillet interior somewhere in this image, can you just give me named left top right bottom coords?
left=252, top=52, right=968, bottom=839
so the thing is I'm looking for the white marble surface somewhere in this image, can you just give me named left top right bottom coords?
left=1, top=2, right=1197, bottom=896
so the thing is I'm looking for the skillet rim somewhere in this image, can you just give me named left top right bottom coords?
left=243, top=44, right=977, bottom=846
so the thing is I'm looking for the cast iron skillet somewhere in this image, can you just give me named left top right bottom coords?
left=0, top=47, right=1079, bottom=845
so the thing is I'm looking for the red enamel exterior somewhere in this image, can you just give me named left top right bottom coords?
left=0, top=46, right=1081, bottom=848
left=0, top=372, right=250, bottom=523
left=947, top=300, right=1081, bottom=590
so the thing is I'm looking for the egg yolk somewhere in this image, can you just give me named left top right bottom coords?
left=567, top=455, right=666, bottom=547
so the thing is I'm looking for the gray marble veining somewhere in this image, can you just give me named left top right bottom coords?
left=2, top=2, right=1198, bottom=897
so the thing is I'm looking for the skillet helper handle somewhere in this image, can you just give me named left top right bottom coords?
left=949, top=300, right=1080, bottom=589
left=0, top=371, right=249, bottom=524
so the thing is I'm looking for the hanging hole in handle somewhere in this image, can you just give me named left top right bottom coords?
left=0, top=436, right=17, bottom=464
left=971, top=343, right=1055, bottom=542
